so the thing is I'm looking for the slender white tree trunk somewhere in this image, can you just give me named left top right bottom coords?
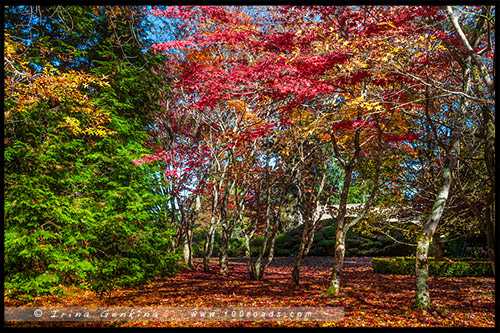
left=327, top=161, right=353, bottom=296
left=328, top=228, right=346, bottom=296
left=219, top=222, right=231, bottom=276
left=183, top=228, right=193, bottom=268
left=291, top=220, right=311, bottom=286
left=415, top=155, right=454, bottom=309
left=415, top=233, right=432, bottom=309
left=203, top=216, right=217, bottom=272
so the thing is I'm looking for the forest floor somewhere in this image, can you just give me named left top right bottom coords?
left=5, top=257, right=495, bottom=328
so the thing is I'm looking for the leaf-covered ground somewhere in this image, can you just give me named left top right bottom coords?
left=5, top=257, right=495, bottom=328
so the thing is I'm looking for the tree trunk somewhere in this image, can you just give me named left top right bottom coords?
left=219, top=250, right=228, bottom=275
left=484, top=202, right=496, bottom=276
left=182, top=239, right=191, bottom=268
left=292, top=220, right=312, bottom=286
left=415, top=155, right=454, bottom=309
left=482, top=107, right=495, bottom=276
left=432, top=233, right=444, bottom=260
left=291, top=172, right=327, bottom=286
left=264, top=233, right=277, bottom=273
left=415, top=233, right=432, bottom=309
left=203, top=182, right=220, bottom=272
left=292, top=211, right=323, bottom=285
left=203, top=220, right=216, bottom=272
left=305, top=214, right=322, bottom=255
left=218, top=179, right=235, bottom=276
left=250, top=259, right=262, bottom=280
left=219, top=223, right=231, bottom=275
left=244, top=234, right=251, bottom=258
left=327, top=160, right=354, bottom=296
left=291, top=252, right=303, bottom=286
left=183, top=227, right=193, bottom=268
left=249, top=235, right=266, bottom=280
left=249, top=191, right=279, bottom=280
left=249, top=223, right=279, bottom=280
left=328, top=228, right=346, bottom=296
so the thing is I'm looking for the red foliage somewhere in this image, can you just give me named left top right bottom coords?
left=138, top=5, right=455, bottom=219
left=383, top=133, right=419, bottom=143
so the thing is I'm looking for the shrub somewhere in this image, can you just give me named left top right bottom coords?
left=275, top=232, right=299, bottom=257
left=321, top=225, right=336, bottom=239
left=191, top=227, right=209, bottom=257
left=372, top=257, right=493, bottom=277
left=228, top=237, right=246, bottom=257
left=273, top=222, right=414, bottom=258
left=315, top=239, right=336, bottom=256
left=247, top=236, right=265, bottom=257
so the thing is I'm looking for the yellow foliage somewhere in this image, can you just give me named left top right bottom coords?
left=289, top=108, right=314, bottom=125
left=5, top=36, right=113, bottom=138
left=62, top=116, right=82, bottom=135
left=4, top=35, right=20, bottom=61
left=13, top=69, right=109, bottom=113
left=227, top=99, right=247, bottom=113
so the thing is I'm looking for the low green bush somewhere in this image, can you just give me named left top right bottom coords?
left=314, top=239, right=336, bottom=256
left=228, top=237, right=246, bottom=257
left=372, top=257, right=493, bottom=277
left=275, top=233, right=299, bottom=256
left=273, top=221, right=414, bottom=258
